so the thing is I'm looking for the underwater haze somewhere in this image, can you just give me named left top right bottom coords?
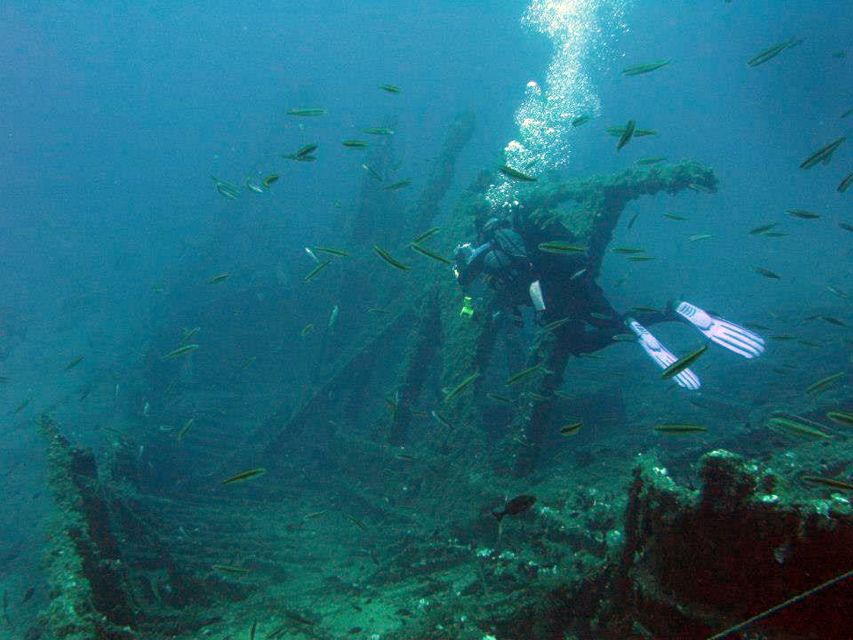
left=1, top=1, right=851, bottom=639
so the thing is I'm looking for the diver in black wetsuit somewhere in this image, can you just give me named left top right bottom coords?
left=452, top=216, right=765, bottom=390
left=453, top=218, right=543, bottom=328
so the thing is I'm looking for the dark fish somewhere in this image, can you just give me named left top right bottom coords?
left=826, top=410, right=853, bottom=426
left=222, top=467, right=267, bottom=485
left=262, top=174, right=279, bottom=188
left=842, top=108, right=853, bottom=119
left=838, top=173, right=853, bottom=193
left=499, top=165, right=537, bottom=182
left=284, top=143, right=319, bottom=160
left=21, top=587, right=34, bottom=603
left=617, top=119, right=636, bottom=151
left=430, top=410, right=455, bottom=429
left=361, top=163, right=383, bottom=181
left=571, top=115, right=591, bottom=127
left=800, top=136, right=846, bottom=170
left=303, top=510, right=328, bottom=520
left=506, top=363, right=548, bottom=385
left=211, top=176, right=240, bottom=199
left=610, top=247, right=646, bottom=255
left=176, top=418, right=194, bottom=441
left=747, top=38, right=801, bottom=67
left=379, top=84, right=401, bottom=94
left=444, top=372, right=479, bottom=402
left=64, top=356, right=84, bottom=371
left=654, top=423, right=708, bottom=434
left=806, top=371, right=844, bottom=395
left=493, top=494, right=536, bottom=521
left=209, top=272, right=230, bottom=284
left=412, top=227, right=440, bottom=243
left=410, top=243, right=452, bottom=265
left=840, top=222, right=853, bottom=232
left=538, top=241, right=587, bottom=254
left=821, top=316, right=847, bottom=327
left=753, top=266, right=781, bottom=279
left=623, top=60, right=670, bottom=76
left=749, top=222, right=778, bottom=235
left=527, top=391, right=551, bottom=402
left=628, top=255, right=655, bottom=261
left=661, top=344, right=708, bottom=380
left=373, top=246, right=411, bottom=271
left=541, top=317, right=571, bottom=332
left=687, top=182, right=713, bottom=194
left=663, top=212, right=688, bottom=221
left=607, top=126, right=657, bottom=137
left=346, top=515, right=367, bottom=532
left=304, top=260, right=331, bottom=282
left=286, top=108, right=326, bottom=116
left=78, top=387, right=91, bottom=401
left=486, top=392, right=513, bottom=404
left=768, top=417, right=831, bottom=439
left=559, top=422, right=582, bottom=436
left=15, top=398, right=30, bottom=414
left=612, top=333, right=636, bottom=342
left=786, top=209, right=820, bottom=219
left=342, top=140, right=369, bottom=148
left=384, top=179, right=412, bottom=191
left=250, top=621, right=257, bottom=640
left=612, top=246, right=645, bottom=254
left=627, top=213, right=639, bottom=230
left=363, top=127, right=394, bottom=135
left=314, top=246, right=350, bottom=257
left=161, top=344, right=199, bottom=360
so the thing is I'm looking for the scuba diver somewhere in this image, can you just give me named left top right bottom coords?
left=452, top=217, right=765, bottom=390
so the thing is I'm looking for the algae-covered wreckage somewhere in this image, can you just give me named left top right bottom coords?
left=29, top=114, right=852, bottom=639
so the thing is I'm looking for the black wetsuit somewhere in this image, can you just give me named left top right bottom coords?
left=457, top=228, right=534, bottom=319
left=457, top=227, right=670, bottom=353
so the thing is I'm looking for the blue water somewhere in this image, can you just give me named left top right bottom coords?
left=0, top=1, right=851, bottom=637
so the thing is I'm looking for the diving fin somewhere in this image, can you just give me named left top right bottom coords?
left=675, top=301, right=765, bottom=359
left=627, top=319, right=701, bottom=390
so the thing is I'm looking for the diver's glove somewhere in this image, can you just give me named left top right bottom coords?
left=675, top=301, right=765, bottom=359
left=627, top=319, right=701, bottom=390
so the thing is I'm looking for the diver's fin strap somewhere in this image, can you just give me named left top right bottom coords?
left=675, top=301, right=765, bottom=359
left=627, top=319, right=701, bottom=390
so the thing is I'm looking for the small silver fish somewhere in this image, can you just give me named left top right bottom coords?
left=570, top=268, right=587, bottom=281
